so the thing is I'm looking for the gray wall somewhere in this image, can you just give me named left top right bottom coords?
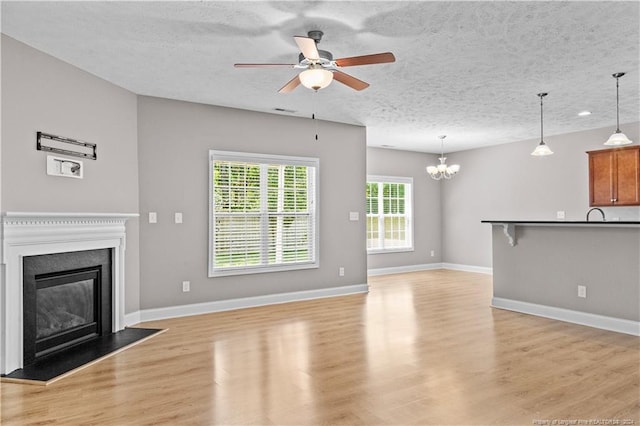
left=492, top=225, right=640, bottom=321
left=3, top=33, right=639, bottom=315
left=137, top=96, right=367, bottom=310
left=442, top=123, right=640, bottom=268
left=0, top=35, right=141, bottom=313
left=366, top=147, right=442, bottom=270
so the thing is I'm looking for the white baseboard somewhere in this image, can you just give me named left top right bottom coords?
left=124, top=311, right=141, bottom=327
left=492, top=297, right=640, bottom=336
left=129, top=284, right=369, bottom=324
left=368, top=263, right=492, bottom=276
left=442, top=263, right=493, bottom=275
left=367, top=263, right=442, bottom=276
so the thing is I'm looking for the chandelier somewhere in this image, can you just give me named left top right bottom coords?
left=426, top=135, right=460, bottom=180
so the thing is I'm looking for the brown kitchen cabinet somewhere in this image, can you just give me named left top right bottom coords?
left=587, top=145, right=640, bottom=207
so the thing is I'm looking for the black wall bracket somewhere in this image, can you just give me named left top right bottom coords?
left=37, top=131, right=97, bottom=160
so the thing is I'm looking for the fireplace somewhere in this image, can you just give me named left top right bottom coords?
left=1, top=212, right=137, bottom=375
left=23, top=249, right=112, bottom=365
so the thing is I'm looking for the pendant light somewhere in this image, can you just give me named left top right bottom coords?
left=426, top=135, right=460, bottom=180
left=531, top=92, right=553, bottom=156
left=604, top=72, right=633, bottom=146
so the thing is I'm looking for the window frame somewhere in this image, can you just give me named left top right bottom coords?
left=209, top=150, right=320, bottom=277
left=366, top=175, right=414, bottom=254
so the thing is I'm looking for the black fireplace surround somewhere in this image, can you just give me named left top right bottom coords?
left=23, top=249, right=112, bottom=366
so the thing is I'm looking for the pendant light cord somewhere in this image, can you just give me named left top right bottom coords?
left=616, top=75, right=620, bottom=132
left=537, top=92, right=548, bottom=143
left=439, top=135, right=446, bottom=159
left=540, top=95, right=544, bottom=142
left=312, top=90, right=318, bottom=141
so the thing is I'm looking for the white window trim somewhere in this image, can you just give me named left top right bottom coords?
left=366, top=175, right=414, bottom=254
left=209, top=150, right=320, bottom=277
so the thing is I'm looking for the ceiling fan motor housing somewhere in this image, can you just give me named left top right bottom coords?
left=298, top=50, right=333, bottom=65
left=307, top=30, right=324, bottom=43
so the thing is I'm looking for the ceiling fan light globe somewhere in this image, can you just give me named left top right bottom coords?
left=604, top=131, right=633, bottom=146
left=299, top=68, right=333, bottom=91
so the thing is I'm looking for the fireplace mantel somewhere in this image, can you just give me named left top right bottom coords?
left=1, top=212, right=138, bottom=374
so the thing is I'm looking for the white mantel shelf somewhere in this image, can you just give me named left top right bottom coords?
left=482, top=220, right=640, bottom=247
left=3, top=211, right=139, bottom=220
left=2, top=212, right=140, bottom=252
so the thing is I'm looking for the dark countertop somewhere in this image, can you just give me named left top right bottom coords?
left=482, top=220, right=640, bottom=225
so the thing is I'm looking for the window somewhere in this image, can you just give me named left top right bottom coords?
left=209, top=150, right=319, bottom=277
left=366, top=176, right=413, bottom=253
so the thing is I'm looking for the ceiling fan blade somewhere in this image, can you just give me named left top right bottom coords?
left=333, top=71, right=370, bottom=91
left=294, top=36, right=320, bottom=61
left=278, top=75, right=301, bottom=93
left=234, top=63, right=296, bottom=68
left=334, top=52, right=396, bottom=67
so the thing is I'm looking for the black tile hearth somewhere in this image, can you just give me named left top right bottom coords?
left=2, top=327, right=163, bottom=384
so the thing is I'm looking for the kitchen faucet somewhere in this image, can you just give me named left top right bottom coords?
left=586, top=207, right=605, bottom=222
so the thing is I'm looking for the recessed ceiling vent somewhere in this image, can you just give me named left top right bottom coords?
left=274, top=108, right=297, bottom=113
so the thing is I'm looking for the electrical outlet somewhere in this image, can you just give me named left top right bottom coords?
left=175, top=212, right=183, bottom=224
left=182, top=281, right=190, bottom=292
left=430, top=250, right=435, bottom=257
left=47, top=155, right=83, bottom=179
left=578, top=285, right=586, bottom=298
left=339, top=267, right=345, bottom=277
left=149, top=212, right=157, bottom=223
left=557, top=211, right=566, bottom=220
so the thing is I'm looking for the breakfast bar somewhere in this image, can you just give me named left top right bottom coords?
left=482, top=220, right=640, bottom=335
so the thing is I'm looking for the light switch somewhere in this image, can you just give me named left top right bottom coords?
left=149, top=212, right=157, bottom=223
left=175, top=212, right=183, bottom=224
left=556, top=211, right=565, bottom=220
left=349, top=212, right=359, bottom=221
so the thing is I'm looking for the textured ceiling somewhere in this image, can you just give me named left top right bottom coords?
left=2, top=1, right=639, bottom=153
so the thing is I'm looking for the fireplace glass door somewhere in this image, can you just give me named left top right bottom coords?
left=35, top=269, right=101, bottom=358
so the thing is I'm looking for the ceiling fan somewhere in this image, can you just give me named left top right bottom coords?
left=234, top=30, right=396, bottom=93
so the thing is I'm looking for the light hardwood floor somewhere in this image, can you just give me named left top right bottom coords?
left=2, top=270, right=638, bottom=425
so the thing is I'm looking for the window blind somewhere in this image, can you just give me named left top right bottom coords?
left=209, top=151, right=319, bottom=277
left=366, top=176, right=413, bottom=253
